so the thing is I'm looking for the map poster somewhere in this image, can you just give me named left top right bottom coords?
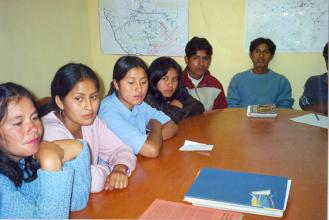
left=99, top=0, right=188, bottom=56
left=245, top=0, right=328, bottom=52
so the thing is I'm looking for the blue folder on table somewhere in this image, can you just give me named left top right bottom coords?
left=184, top=168, right=291, bottom=218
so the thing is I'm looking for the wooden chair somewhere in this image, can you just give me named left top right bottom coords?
left=36, top=97, right=51, bottom=117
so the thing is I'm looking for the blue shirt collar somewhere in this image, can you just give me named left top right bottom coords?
left=111, top=93, right=142, bottom=118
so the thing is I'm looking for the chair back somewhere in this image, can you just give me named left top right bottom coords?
left=36, top=97, right=51, bottom=117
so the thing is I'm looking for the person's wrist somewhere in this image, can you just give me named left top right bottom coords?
left=112, top=164, right=128, bottom=174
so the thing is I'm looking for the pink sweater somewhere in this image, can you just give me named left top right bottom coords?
left=42, top=111, right=136, bottom=193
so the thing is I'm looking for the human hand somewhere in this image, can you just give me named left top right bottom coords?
left=104, top=164, right=129, bottom=191
left=36, top=141, right=64, bottom=171
left=170, top=99, right=183, bottom=108
left=53, top=139, right=83, bottom=162
left=148, top=119, right=162, bottom=128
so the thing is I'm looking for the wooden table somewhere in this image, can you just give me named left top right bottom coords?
left=71, top=108, right=327, bottom=219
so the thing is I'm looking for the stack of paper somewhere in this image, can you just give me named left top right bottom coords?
left=184, top=168, right=291, bottom=218
left=179, top=140, right=213, bottom=151
left=247, top=104, right=277, bottom=118
left=139, top=199, right=243, bottom=220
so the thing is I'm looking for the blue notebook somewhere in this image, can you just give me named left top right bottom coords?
left=184, top=168, right=291, bottom=217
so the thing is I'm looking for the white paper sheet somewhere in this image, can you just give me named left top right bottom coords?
left=290, top=113, right=328, bottom=129
left=179, top=140, right=214, bottom=151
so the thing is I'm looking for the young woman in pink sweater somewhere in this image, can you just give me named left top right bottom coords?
left=42, top=63, right=136, bottom=193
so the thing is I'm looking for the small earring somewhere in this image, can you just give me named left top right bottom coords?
left=59, top=109, right=64, bottom=119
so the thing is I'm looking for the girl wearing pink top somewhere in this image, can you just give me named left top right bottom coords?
left=41, top=63, right=136, bottom=193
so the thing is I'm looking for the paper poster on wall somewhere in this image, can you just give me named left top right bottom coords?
left=99, top=0, right=188, bottom=56
left=245, top=0, right=328, bottom=52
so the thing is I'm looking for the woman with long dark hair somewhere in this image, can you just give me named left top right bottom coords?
left=145, top=57, right=204, bottom=123
left=42, top=63, right=136, bottom=193
left=99, top=56, right=177, bottom=158
left=0, top=82, right=90, bottom=218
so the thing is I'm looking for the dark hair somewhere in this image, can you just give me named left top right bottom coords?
left=185, top=36, right=213, bottom=58
left=107, top=56, right=148, bottom=95
left=49, top=63, right=100, bottom=112
left=323, top=42, right=328, bottom=59
left=249, top=37, right=276, bottom=55
left=148, top=57, right=188, bottom=102
left=0, top=82, right=39, bottom=186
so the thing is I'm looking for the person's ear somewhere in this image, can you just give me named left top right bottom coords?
left=113, top=80, right=119, bottom=92
left=184, top=56, right=188, bottom=65
left=55, top=96, right=64, bottom=111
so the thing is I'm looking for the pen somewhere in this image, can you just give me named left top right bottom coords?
left=314, top=112, right=319, bottom=121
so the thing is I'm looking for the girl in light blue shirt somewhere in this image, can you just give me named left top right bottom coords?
left=99, top=56, right=177, bottom=158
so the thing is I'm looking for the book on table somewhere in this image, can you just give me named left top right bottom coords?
left=138, top=199, right=243, bottom=220
left=247, top=104, right=277, bottom=118
left=184, top=168, right=291, bottom=218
